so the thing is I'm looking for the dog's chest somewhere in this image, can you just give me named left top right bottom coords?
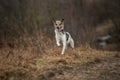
left=55, top=30, right=65, bottom=39
left=57, top=32, right=65, bottom=39
left=58, top=32, right=69, bottom=41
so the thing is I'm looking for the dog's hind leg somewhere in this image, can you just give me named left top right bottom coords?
left=70, top=38, right=74, bottom=49
left=61, top=41, right=66, bottom=55
left=61, top=36, right=67, bottom=55
left=70, top=38, right=78, bottom=58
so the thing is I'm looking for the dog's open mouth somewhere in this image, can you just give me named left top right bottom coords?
left=57, top=27, right=63, bottom=32
left=58, top=29, right=63, bottom=32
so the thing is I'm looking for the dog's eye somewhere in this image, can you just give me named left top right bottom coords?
left=59, top=23, right=62, bottom=25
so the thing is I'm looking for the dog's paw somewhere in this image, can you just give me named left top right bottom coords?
left=61, top=52, right=64, bottom=55
left=57, top=43, right=61, bottom=46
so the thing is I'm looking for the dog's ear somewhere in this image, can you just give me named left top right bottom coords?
left=61, top=19, right=64, bottom=23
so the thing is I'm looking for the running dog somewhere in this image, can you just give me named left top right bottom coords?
left=53, top=19, right=74, bottom=54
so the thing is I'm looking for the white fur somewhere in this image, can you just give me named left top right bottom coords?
left=55, top=29, right=74, bottom=55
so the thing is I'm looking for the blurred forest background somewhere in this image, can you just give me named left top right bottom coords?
left=0, top=0, right=120, bottom=50
left=0, top=0, right=120, bottom=80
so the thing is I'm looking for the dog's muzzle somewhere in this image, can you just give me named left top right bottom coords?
left=57, top=27, right=59, bottom=29
left=57, top=27, right=63, bottom=32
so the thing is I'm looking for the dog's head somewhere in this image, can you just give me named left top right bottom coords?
left=53, top=19, right=64, bottom=32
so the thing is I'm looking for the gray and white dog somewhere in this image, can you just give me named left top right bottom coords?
left=53, top=19, right=74, bottom=54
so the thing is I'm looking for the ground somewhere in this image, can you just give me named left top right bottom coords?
left=0, top=46, right=120, bottom=80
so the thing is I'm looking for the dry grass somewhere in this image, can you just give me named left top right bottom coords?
left=0, top=35, right=120, bottom=80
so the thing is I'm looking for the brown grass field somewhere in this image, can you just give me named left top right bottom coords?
left=0, top=0, right=120, bottom=80
left=0, top=35, right=120, bottom=80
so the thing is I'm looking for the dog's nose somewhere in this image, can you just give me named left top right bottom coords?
left=57, top=27, right=59, bottom=29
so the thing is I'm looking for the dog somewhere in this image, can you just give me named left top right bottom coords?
left=53, top=19, right=74, bottom=54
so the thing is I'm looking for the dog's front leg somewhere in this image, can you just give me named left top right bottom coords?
left=55, top=35, right=61, bottom=46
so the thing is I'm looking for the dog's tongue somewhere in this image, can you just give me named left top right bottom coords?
left=58, top=29, right=61, bottom=32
